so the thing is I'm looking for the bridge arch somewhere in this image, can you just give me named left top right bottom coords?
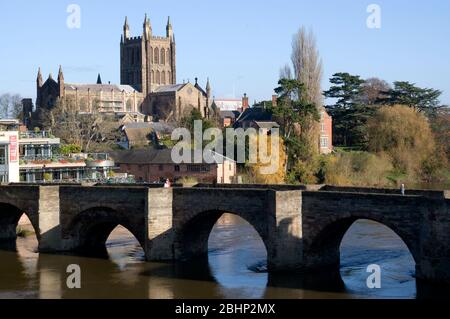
left=174, top=209, right=269, bottom=261
left=304, top=216, right=420, bottom=270
left=65, top=206, right=145, bottom=254
left=0, top=202, right=39, bottom=243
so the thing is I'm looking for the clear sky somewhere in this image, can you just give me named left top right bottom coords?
left=1, top=0, right=449, bottom=105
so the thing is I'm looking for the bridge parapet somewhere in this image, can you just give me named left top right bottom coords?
left=320, top=185, right=448, bottom=199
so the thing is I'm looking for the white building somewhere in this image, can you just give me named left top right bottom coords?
left=0, top=130, right=20, bottom=183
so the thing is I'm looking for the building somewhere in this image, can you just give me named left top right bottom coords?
left=234, top=101, right=333, bottom=154
left=0, top=120, right=115, bottom=183
left=36, top=68, right=145, bottom=114
left=121, top=15, right=176, bottom=95
left=0, top=127, right=20, bottom=183
left=118, top=121, right=175, bottom=149
left=212, top=94, right=252, bottom=127
left=147, top=79, right=212, bottom=121
left=219, top=110, right=241, bottom=128
left=27, top=14, right=213, bottom=127
left=319, top=108, right=333, bottom=154
left=111, top=148, right=236, bottom=184
left=19, top=131, right=116, bottom=183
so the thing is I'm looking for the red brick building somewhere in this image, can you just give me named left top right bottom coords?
left=319, top=108, right=333, bottom=154
left=111, top=149, right=236, bottom=184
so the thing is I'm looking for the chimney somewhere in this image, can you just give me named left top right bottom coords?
left=272, top=95, right=278, bottom=107
left=242, top=93, right=249, bottom=110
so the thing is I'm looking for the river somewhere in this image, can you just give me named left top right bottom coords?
left=0, top=214, right=449, bottom=299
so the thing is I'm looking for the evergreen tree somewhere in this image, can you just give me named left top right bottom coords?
left=378, top=81, right=442, bottom=116
left=323, top=73, right=371, bottom=148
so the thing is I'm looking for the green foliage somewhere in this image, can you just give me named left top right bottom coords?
left=324, top=73, right=373, bottom=148
left=59, top=144, right=82, bottom=155
left=16, top=226, right=34, bottom=238
left=271, top=79, right=320, bottom=173
left=43, top=173, right=53, bottom=182
left=378, top=81, right=442, bottom=116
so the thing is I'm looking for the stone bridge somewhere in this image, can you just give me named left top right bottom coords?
left=0, top=184, right=449, bottom=284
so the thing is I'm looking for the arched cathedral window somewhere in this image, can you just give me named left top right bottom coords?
left=161, top=48, right=165, bottom=65
left=154, top=48, right=159, bottom=64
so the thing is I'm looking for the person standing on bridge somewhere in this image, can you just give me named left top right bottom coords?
left=164, top=179, right=172, bottom=188
left=401, top=184, right=405, bottom=196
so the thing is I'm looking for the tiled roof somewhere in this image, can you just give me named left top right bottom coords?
left=153, top=84, right=187, bottom=93
left=111, top=149, right=235, bottom=165
left=220, top=110, right=241, bottom=119
left=234, top=106, right=273, bottom=126
left=122, top=122, right=175, bottom=134
left=64, top=83, right=137, bottom=93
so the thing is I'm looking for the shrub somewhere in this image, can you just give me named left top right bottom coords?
left=367, top=105, right=440, bottom=180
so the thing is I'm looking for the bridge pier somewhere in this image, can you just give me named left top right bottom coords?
left=416, top=198, right=450, bottom=284
left=37, top=186, right=63, bottom=252
left=267, top=190, right=304, bottom=272
left=145, top=188, right=175, bottom=261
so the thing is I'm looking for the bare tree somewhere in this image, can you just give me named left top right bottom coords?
left=291, top=26, right=323, bottom=108
left=358, top=77, right=391, bottom=106
left=279, top=64, right=293, bottom=80
left=40, top=97, right=120, bottom=152
left=0, top=93, right=22, bottom=118
left=291, top=26, right=324, bottom=154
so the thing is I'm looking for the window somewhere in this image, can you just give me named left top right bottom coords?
left=0, top=145, right=7, bottom=165
left=174, top=165, right=180, bottom=172
left=161, top=71, right=166, bottom=85
left=154, top=48, right=159, bottom=64
left=156, top=71, right=161, bottom=85
left=321, top=137, right=329, bottom=148
left=160, top=48, right=165, bottom=65
left=187, top=165, right=210, bottom=173
left=321, top=122, right=325, bottom=133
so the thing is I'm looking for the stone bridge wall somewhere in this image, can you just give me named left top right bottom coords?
left=0, top=185, right=450, bottom=284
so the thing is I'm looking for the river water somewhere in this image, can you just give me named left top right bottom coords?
left=0, top=215, right=448, bottom=299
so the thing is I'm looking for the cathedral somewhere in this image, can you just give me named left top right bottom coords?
left=28, top=14, right=212, bottom=127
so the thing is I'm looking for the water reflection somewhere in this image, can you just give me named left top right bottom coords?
left=1, top=215, right=449, bottom=299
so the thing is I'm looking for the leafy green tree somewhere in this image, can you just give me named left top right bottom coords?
left=271, top=79, right=320, bottom=171
left=323, top=73, right=371, bottom=148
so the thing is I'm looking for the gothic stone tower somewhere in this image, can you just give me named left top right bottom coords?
left=120, top=15, right=176, bottom=96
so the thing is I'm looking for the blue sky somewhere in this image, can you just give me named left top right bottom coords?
left=0, top=0, right=449, bottom=105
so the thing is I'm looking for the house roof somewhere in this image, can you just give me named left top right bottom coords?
left=254, top=121, right=280, bottom=129
left=65, top=83, right=137, bottom=93
left=220, top=110, right=241, bottom=119
left=234, top=106, right=273, bottom=127
left=153, top=83, right=187, bottom=93
left=122, top=125, right=154, bottom=146
left=111, top=149, right=235, bottom=165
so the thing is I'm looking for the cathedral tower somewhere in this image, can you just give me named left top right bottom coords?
left=120, top=14, right=176, bottom=96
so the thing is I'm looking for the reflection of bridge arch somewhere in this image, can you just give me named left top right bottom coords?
left=64, top=207, right=145, bottom=254
left=174, top=210, right=269, bottom=261
left=0, top=185, right=449, bottom=285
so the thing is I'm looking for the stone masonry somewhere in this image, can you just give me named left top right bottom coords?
left=0, top=184, right=449, bottom=284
